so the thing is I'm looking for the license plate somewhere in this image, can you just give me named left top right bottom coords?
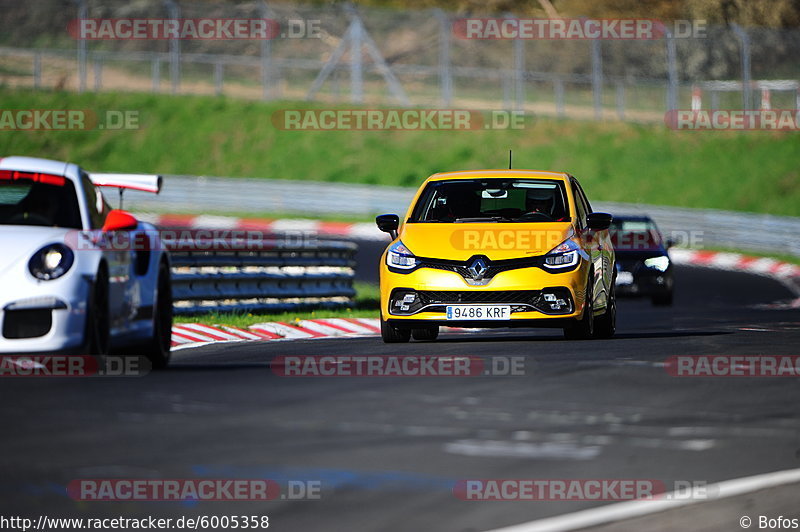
left=446, top=305, right=511, bottom=320
left=616, top=271, right=634, bottom=285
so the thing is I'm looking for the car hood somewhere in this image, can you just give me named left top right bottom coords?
left=0, top=226, right=74, bottom=278
left=398, top=221, right=575, bottom=261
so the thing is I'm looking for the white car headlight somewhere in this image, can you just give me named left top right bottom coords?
left=29, top=243, right=74, bottom=280
left=543, top=238, right=582, bottom=269
left=644, top=256, right=670, bottom=272
left=386, top=240, right=417, bottom=270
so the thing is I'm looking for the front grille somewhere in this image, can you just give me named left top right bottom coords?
left=417, top=290, right=539, bottom=305
left=418, top=256, right=543, bottom=280
left=3, top=309, right=52, bottom=339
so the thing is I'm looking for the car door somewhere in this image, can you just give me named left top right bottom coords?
left=80, top=173, right=136, bottom=332
left=571, top=178, right=608, bottom=310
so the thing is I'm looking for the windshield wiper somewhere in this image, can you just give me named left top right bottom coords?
left=454, top=216, right=511, bottom=223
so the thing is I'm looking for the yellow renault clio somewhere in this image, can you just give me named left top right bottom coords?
left=376, top=170, right=616, bottom=342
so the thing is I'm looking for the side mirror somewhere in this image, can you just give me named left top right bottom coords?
left=665, top=238, right=675, bottom=249
left=376, top=214, right=400, bottom=240
left=586, top=212, right=613, bottom=231
left=102, top=209, right=138, bottom=232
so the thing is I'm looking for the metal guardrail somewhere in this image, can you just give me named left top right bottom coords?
left=164, top=236, right=357, bottom=314
left=132, top=175, right=800, bottom=257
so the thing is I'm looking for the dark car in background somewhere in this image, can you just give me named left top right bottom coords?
left=610, top=215, right=674, bottom=306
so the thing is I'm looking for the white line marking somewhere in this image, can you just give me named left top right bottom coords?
left=483, top=467, right=800, bottom=532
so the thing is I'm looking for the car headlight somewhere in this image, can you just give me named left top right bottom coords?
left=543, top=239, right=582, bottom=269
left=386, top=240, right=417, bottom=270
left=28, top=243, right=74, bottom=281
left=644, top=256, right=670, bottom=272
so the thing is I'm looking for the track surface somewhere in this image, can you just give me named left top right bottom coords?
left=2, top=256, right=799, bottom=531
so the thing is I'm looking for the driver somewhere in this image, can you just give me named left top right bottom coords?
left=524, top=191, right=554, bottom=217
left=20, top=186, right=60, bottom=226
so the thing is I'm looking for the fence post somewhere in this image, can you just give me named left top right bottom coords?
left=615, top=80, right=625, bottom=120
left=259, top=0, right=273, bottom=100
left=554, top=78, right=565, bottom=117
left=214, top=62, right=223, bottom=96
left=506, top=13, right=524, bottom=111
left=33, top=52, right=41, bottom=89
left=435, top=9, right=452, bottom=107
left=350, top=10, right=364, bottom=104
left=164, top=0, right=181, bottom=94
left=731, top=24, right=751, bottom=109
left=76, top=0, right=87, bottom=92
left=664, top=26, right=678, bottom=112
left=93, top=57, right=102, bottom=91
left=151, top=55, right=160, bottom=92
left=591, top=37, right=603, bottom=120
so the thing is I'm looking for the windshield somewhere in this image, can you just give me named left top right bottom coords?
left=0, top=178, right=82, bottom=229
left=609, top=218, right=664, bottom=251
left=409, top=179, right=570, bottom=223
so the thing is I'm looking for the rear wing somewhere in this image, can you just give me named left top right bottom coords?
left=88, top=173, right=163, bottom=194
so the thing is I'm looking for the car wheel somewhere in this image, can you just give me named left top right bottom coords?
left=381, top=317, right=411, bottom=343
left=652, top=291, right=673, bottom=306
left=564, top=276, right=594, bottom=340
left=411, top=327, right=439, bottom=341
left=593, top=284, right=616, bottom=339
left=86, top=267, right=110, bottom=359
left=145, top=261, right=173, bottom=369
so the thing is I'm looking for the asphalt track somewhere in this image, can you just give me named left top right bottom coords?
left=1, top=242, right=799, bottom=532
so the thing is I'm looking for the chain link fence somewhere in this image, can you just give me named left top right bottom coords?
left=1, top=1, right=799, bottom=120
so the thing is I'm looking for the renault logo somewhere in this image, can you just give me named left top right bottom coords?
left=467, top=257, right=489, bottom=280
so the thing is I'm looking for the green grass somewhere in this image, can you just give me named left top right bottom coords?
left=0, top=87, right=798, bottom=216
left=174, top=281, right=380, bottom=328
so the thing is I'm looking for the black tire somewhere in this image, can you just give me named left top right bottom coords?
left=411, top=327, right=439, bottom=341
left=564, top=275, right=594, bottom=340
left=381, top=317, right=411, bottom=343
left=86, top=267, right=110, bottom=359
left=145, top=261, right=173, bottom=369
left=593, top=283, right=616, bottom=339
left=652, top=291, right=673, bottom=306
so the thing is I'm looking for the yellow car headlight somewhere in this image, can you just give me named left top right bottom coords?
left=386, top=240, right=418, bottom=271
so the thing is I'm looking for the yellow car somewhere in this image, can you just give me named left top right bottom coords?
left=376, top=170, right=616, bottom=342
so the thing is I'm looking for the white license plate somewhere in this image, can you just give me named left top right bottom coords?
left=616, top=271, right=634, bottom=285
left=446, top=305, right=511, bottom=320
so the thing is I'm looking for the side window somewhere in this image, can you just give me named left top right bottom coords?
left=576, top=182, right=593, bottom=214
left=571, top=181, right=588, bottom=228
left=80, top=173, right=109, bottom=229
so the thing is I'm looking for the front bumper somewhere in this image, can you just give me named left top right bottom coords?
left=380, top=262, right=588, bottom=326
left=616, top=269, right=673, bottom=296
left=0, top=282, right=90, bottom=354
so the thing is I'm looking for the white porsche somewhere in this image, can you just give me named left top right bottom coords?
left=0, top=156, right=172, bottom=368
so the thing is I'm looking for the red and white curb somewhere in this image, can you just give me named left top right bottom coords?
left=138, top=213, right=384, bottom=240
left=171, top=318, right=384, bottom=350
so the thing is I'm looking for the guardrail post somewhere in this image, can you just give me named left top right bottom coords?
left=615, top=81, right=625, bottom=120
left=554, top=78, right=565, bottom=117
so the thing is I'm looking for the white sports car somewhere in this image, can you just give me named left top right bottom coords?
left=0, top=156, right=172, bottom=368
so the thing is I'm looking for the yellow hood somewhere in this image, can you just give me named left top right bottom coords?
left=398, top=222, right=575, bottom=261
